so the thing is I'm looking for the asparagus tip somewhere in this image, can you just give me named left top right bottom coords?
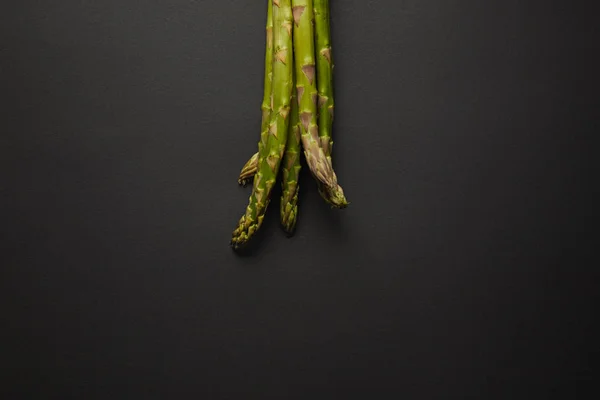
left=319, top=183, right=349, bottom=209
left=280, top=208, right=298, bottom=236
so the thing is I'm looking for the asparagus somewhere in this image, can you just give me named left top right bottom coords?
left=313, top=0, right=346, bottom=204
left=231, top=0, right=294, bottom=249
left=238, top=1, right=274, bottom=187
left=292, top=0, right=348, bottom=208
left=236, top=0, right=300, bottom=234
left=280, top=66, right=301, bottom=235
left=313, top=0, right=333, bottom=158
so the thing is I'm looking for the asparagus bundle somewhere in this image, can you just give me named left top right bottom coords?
left=231, top=0, right=347, bottom=249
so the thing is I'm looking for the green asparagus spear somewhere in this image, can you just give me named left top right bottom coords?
left=231, top=0, right=294, bottom=249
left=313, top=0, right=333, bottom=158
left=313, top=0, right=346, bottom=205
left=238, top=1, right=274, bottom=187
left=280, top=66, right=301, bottom=235
left=292, top=0, right=348, bottom=208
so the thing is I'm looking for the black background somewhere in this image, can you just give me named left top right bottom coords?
left=1, top=0, right=596, bottom=398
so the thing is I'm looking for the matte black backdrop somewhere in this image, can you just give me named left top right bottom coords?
left=1, top=1, right=595, bottom=398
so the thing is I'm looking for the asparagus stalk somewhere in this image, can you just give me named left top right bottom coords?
left=313, top=0, right=333, bottom=158
left=313, top=0, right=346, bottom=204
left=280, top=66, right=301, bottom=235
left=291, top=0, right=348, bottom=208
left=238, top=1, right=274, bottom=187
left=231, top=0, right=294, bottom=249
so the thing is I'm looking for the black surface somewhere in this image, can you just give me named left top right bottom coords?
left=1, top=1, right=595, bottom=398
